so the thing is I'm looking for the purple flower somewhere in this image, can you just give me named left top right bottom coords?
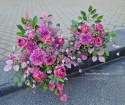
left=80, top=33, right=93, bottom=45
left=26, top=41, right=40, bottom=54
left=36, top=27, right=52, bottom=38
left=45, top=55, right=56, bottom=66
left=45, top=47, right=54, bottom=55
left=29, top=49, right=47, bottom=66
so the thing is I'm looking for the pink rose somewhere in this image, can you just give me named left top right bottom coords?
left=80, top=25, right=89, bottom=33
left=57, top=90, right=63, bottom=96
left=60, top=94, right=67, bottom=102
left=93, top=37, right=102, bottom=47
left=28, top=32, right=36, bottom=40
left=29, top=67, right=40, bottom=74
left=67, top=52, right=72, bottom=57
left=56, top=83, right=63, bottom=91
left=54, top=66, right=66, bottom=78
left=42, top=35, right=52, bottom=45
left=56, top=37, right=65, bottom=46
left=95, top=23, right=103, bottom=31
left=33, top=71, right=45, bottom=82
left=81, top=55, right=87, bottom=60
left=74, top=41, right=81, bottom=48
left=17, top=37, right=28, bottom=48
left=49, top=84, right=55, bottom=91
left=45, top=55, right=56, bottom=66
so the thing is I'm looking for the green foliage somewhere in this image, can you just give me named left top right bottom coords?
left=92, top=51, right=96, bottom=56
left=91, top=9, right=96, bottom=14
left=33, top=16, right=38, bottom=27
left=56, top=23, right=60, bottom=27
left=35, top=32, right=40, bottom=37
left=81, top=11, right=86, bottom=16
left=103, top=44, right=107, bottom=48
left=48, top=21, right=53, bottom=25
left=38, top=42, right=47, bottom=48
left=17, top=25, right=25, bottom=33
left=88, top=5, right=93, bottom=12
left=28, top=20, right=34, bottom=27
left=78, top=16, right=82, bottom=20
left=17, top=82, right=23, bottom=87
left=106, top=52, right=109, bottom=56
left=16, top=32, right=24, bottom=36
left=92, top=14, right=98, bottom=19
left=13, top=77, right=18, bottom=83
left=97, top=15, right=103, bottom=20
left=58, top=78, right=64, bottom=83
left=95, top=20, right=101, bottom=24
left=21, top=17, right=26, bottom=24
left=48, top=14, right=52, bottom=17
left=54, top=88, right=57, bottom=95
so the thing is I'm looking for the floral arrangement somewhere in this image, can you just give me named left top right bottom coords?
left=4, top=11, right=76, bottom=102
left=65, top=5, right=117, bottom=72
left=4, top=6, right=118, bottom=102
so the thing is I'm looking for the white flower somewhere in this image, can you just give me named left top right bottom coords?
left=73, top=57, right=76, bottom=59
left=64, top=77, right=68, bottom=80
left=61, top=49, right=65, bottom=52
left=77, top=48, right=79, bottom=50
left=70, top=42, right=73, bottom=45
left=47, top=70, right=52, bottom=74
left=78, top=51, right=81, bottom=54
left=66, top=49, right=69, bottom=53
left=27, top=82, right=30, bottom=86
left=32, top=84, right=36, bottom=88
left=115, top=45, right=120, bottom=48
left=62, top=59, right=65, bottom=63
left=77, top=58, right=82, bottom=63
left=116, top=52, right=119, bottom=56
left=113, top=44, right=116, bottom=47
left=79, top=69, right=82, bottom=73
left=74, top=64, right=77, bottom=66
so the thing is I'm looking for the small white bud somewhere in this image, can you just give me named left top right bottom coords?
left=27, top=82, right=30, bottom=86
left=47, top=70, right=52, bottom=74
left=79, top=69, right=82, bottom=73
left=64, top=77, right=68, bottom=80
left=70, top=42, right=73, bottom=45
left=116, top=52, right=119, bottom=56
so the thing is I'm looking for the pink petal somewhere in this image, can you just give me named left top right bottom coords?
left=60, top=94, right=67, bottom=102
left=38, top=19, right=48, bottom=27
left=49, top=85, right=55, bottom=91
left=57, top=90, right=63, bottom=96
left=22, top=69, right=28, bottom=80
left=21, top=62, right=27, bottom=68
left=99, top=57, right=105, bottom=62
left=48, top=16, right=53, bottom=21
left=4, top=65, right=12, bottom=71
left=92, top=56, right=97, bottom=62
left=98, top=51, right=104, bottom=55
left=88, top=48, right=94, bottom=54
left=5, top=59, right=13, bottom=65
left=24, top=10, right=29, bottom=19
left=13, top=65, right=19, bottom=71
left=65, top=63, right=71, bottom=68
left=42, top=12, right=48, bottom=19
left=81, top=55, right=87, bottom=60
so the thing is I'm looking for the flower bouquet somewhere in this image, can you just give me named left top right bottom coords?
left=65, top=5, right=117, bottom=71
left=4, top=11, right=75, bottom=102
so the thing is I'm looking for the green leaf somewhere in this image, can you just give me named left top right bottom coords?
left=17, top=82, right=23, bottom=87
left=43, top=85, right=48, bottom=92
left=72, top=27, right=77, bottom=31
left=17, top=25, right=25, bottom=33
left=46, top=66, right=52, bottom=70
left=81, top=11, right=86, bottom=16
left=103, top=44, right=107, bottom=48
left=110, top=33, right=116, bottom=38
left=35, top=32, right=40, bottom=37
left=38, top=42, right=47, bottom=48
left=95, top=20, right=101, bottom=24
left=91, top=9, right=96, bottom=14
left=54, top=78, right=59, bottom=84
left=92, top=51, right=96, bottom=56
left=92, top=14, right=98, bottom=19
left=78, top=22, right=85, bottom=26
left=16, top=32, right=24, bottom=36
left=48, top=21, right=53, bottom=25
left=53, top=88, right=57, bottom=95
left=97, top=15, right=103, bottom=20
left=106, top=52, right=109, bottom=56
left=58, top=78, right=64, bottom=83
left=33, top=16, right=38, bottom=27
left=83, top=16, right=87, bottom=21
left=72, top=20, right=77, bottom=26
left=48, top=75, right=55, bottom=79
left=56, top=23, right=60, bottom=27
left=21, top=17, right=26, bottom=24
left=13, top=77, right=18, bottom=83
left=48, top=14, right=52, bottom=17
left=88, top=5, right=93, bottom=12
left=78, top=16, right=82, bottom=20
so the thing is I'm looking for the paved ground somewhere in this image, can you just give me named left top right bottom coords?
left=1, top=57, right=125, bottom=105
left=0, top=0, right=125, bottom=60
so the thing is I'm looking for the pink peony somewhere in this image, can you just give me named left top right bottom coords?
left=49, top=85, right=55, bottom=91
left=57, top=90, right=63, bottom=96
left=54, top=66, right=66, bottom=78
left=80, top=33, right=93, bottom=45
left=95, top=23, right=103, bottom=31
left=26, top=41, right=40, bottom=54
left=17, top=37, right=28, bottom=48
left=36, top=27, right=52, bottom=38
left=28, top=32, right=36, bottom=40
left=81, top=55, right=87, bottom=60
left=29, top=49, right=47, bottom=66
left=29, top=67, right=40, bottom=74
left=18, top=52, right=28, bottom=62
left=56, top=83, right=63, bottom=91
left=33, top=71, right=45, bottom=82
left=56, top=37, right=65, bottom=46
left=74, top=41, right=81, bottom=48
left=42, top=35, right=52, bottom=45
left=45, top=47, right=54, bottom=55
left=52, top=42, right=59, bottom=50
left=45, top=55, right=56, bottom=66
left=80, top=25, right=89, bottom=33
left=93, top=37, right=102, bottom=47
left=60, top=94, right=67, bottom=102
